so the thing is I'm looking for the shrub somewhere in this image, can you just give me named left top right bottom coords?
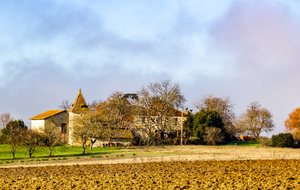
left=204, top=127, right=224, bottom=145
left=293, top=134, right=300, bottom=148
left=272, top=133, right=294, bottom=148
left=189, top=137, right=201, bottom=145
left=192, top=110, right=228, bottom=144
left=259, top=137, right=269, bottom=147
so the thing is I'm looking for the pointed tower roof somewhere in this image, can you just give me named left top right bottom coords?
left=69, top=89, right=89, bottom=113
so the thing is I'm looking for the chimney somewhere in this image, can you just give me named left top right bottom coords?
left=186, top=108, right=188, bottom=114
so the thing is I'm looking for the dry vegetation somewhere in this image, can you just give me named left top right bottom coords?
left=2, top=145, right=300, bottom=167
left=1, top=159, right=300, bottom=189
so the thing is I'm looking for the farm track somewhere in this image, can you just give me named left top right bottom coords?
left=1, top=145, right=300, bottom=168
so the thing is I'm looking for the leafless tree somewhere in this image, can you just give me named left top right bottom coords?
left=40, top=119, right=61, bottom=156
left=6, top=120, right=27, bottom=159
left=136, top=80, right=186, bottom=145
left=88, top=100, right=99, bottom=111
left=236, top=102, right=274, bottom=140
left=0, top=112, right=13, bottom=129
left=22, top=130, right=42, bottom=158
left=195, top=95, right=236, bottom=137
left=203, top=127, right=224, bottom=145
left=59, top=99, right=72, bottom=110
left=96, top=91, right=135, bottom=141
left=72, top=111, right=103, bottom=153
left=72, top=118, right=89, bottom=154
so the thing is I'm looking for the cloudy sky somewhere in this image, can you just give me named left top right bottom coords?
left=1, top=0, right=300, bottom=136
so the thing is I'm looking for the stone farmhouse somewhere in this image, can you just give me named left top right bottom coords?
left=30, top=90, right=134, bottom=146
left=30, top=90, right=188, bottom=146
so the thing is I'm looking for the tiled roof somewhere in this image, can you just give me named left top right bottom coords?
left=174, top=109, right=188, bottom=117
left=69, top=90, right=89, bottom=113
left=30, top=110, right=66, bottom=120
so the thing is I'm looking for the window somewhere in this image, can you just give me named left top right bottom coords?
left=61, top=123, right=67, bottom=133
left=174, top=118, right=178, bottom=125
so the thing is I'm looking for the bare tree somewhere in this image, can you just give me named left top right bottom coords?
left=195, top=95, right=236, bottom=137
left=136, top=80, right=186, bottom=145
left=22, top=130, right=42, bottom=158
left=72, top=118, right=89, bottom=154
left=5, top=120, right=27, bottom=159
left=0, top=112, right=13, bottom=129
left=72, top=111, right=103, bottom=153
left=96, top=91, right=135, bottom=142
left=40, top=119, right=61, bottom=156
left=59, top=99, right=72, bottom=110
left=236, top=102, right=274, bottom=140
left=203, top=127, right=224, bottom=145
left=88, top=100, right=99, bottom=111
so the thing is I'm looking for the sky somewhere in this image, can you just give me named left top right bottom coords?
left=1, top=0, right=300, bottom=136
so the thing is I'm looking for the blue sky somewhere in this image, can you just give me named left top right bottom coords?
left=1, top=0, right=300, bottom=136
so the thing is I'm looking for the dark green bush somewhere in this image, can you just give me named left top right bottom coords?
left=272, top=133, right=294, bottom=148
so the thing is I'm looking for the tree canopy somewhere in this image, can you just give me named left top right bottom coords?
left=136, top=80, right=186, bottom=145
left=192, top=110, right=225, bottom=144
left=236, top=102, right=274, bottom=140
left=194, top=95, right=235, bottom=136
left=285, top=108, right=300, bottom=135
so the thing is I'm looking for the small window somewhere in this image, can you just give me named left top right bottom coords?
left=61, top=124, right=67, bottom=133
left=174, top=118, right=178, bottom=125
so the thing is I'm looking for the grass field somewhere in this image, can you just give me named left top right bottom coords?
left=0, top=144, right=121, bottom=164
left=222, top=140, right=261, bottom=146
left=0, top=141, right=261, bottom=160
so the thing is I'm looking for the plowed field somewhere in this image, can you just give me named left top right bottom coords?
left=1, top=159, right=300, bottom=189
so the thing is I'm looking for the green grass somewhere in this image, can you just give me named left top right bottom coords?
left=222, top=140, right=260, bottom=147
left=0, top=144, right=122, bottom=161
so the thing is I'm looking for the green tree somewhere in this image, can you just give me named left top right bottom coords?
left=0, top=119, right=27, bottom=143
left=192, top=110, right=225, bottom=144
left=272, top=133, right=294, bottom=148
left=183, top=112, right=194, bottom=138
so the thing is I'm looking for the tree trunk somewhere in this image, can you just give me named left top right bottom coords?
left=82, top=142, right=86, bottom=154
left=12, top=152, right=15, bottom=159
left=49, top=149, right=52, bottom=157
left=89, top=139, right=96, bottom=150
